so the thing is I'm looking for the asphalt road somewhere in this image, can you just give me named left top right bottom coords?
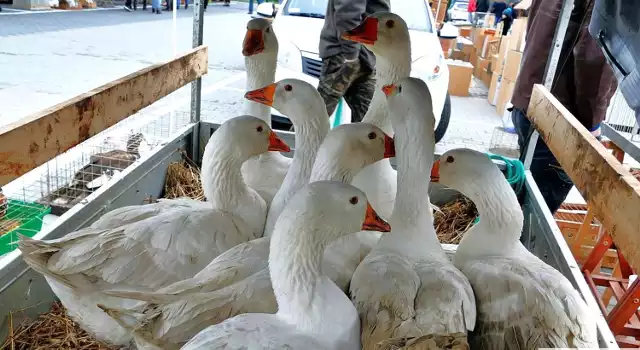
left=0, top=4, right=252, bottom=127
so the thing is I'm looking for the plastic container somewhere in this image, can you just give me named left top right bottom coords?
left=0, top=200, right=51, bottom=255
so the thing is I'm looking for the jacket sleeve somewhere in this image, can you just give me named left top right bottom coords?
left=333, top=0, right=367, bottom=60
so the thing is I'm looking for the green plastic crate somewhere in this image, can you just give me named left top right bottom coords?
left=0, top=199, right=51, bottom=255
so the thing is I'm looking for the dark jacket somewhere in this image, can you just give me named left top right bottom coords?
left=511, top=0, right=617, bottom=130
left=319, top=0, right=390, bottom=71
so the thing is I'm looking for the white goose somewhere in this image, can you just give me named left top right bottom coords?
left=344, top=12, right=412, bottom=221
left=179, top=181, right=391, bottom=350
left=435, top=148, right=598, bottom=349
left=245, top=79, right=330, bottom=238
left=350, top=78, right=476, bottom=349
left=17, top=116, right=290, bottom=346
left=240, top=18, right=291, bottom=204
left=100, top=122, right=396, bottom=350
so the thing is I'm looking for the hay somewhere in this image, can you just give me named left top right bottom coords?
left=434, top=197, right=478, bottom=245
left=1, top=302, right=118, bottom=350
left=163, top=152, right=205, bottom=201
left=375, top=332, right=469, bottom=350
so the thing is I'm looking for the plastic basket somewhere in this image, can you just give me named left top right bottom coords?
left=0, top=200, right=51, bottom=255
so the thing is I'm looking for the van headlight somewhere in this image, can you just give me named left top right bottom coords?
left=411, top=53, right=445, bottom=82
left=277, top=40, right=303, bottom=72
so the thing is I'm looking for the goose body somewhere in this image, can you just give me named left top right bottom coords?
left=436, top=148, right=598, bottom=349
left=18, top=116, right=290, bottom=346
left=101, top=122, right=396, bottom=349
left=240, top=18, right=292, bottom=204
left=350, top=77, right=476, bottom=349
left=180, top=181, right=390, bottom=350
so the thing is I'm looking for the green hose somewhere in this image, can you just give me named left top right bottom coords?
left=472, top=153, right=526, bottom=225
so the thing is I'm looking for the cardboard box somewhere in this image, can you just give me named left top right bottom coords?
left=503, top=50, right=523, bottom=82
left=509, top=19, right=527, bottom=51
left=447, top=60, right=474, bottom=97
left=496, top=79, right=516, bottom=115
left=474, top=57, right=490, bottom=78
left=459, top=27, right=472, bottom=38
left=488, top=73, right=500, bottom=105
left=489, top=54, right=499, bottom=73
left=439, top=37, right=456, bottom=58
left=481, top=68, right=492, bottom=87
left=451, top=50, right=466, bottom=61
left=469, top=48, right=478, bottom=68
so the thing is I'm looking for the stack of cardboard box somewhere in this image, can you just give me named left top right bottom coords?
left=484, top=18, right=527, bottom=115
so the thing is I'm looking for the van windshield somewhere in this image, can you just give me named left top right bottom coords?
left=282, top=0, right=433, bottom=33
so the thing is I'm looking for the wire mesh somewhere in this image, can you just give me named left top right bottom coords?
left=488, top=126, right=519, bottom=158
left=0, top=98, right=193, bottom=254
left=606, top=88, right=639, bottom=140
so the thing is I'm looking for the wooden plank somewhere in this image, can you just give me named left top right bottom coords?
left=527, top=84, right=640, bottom=271
left=0, top=45, right=208, bottom=187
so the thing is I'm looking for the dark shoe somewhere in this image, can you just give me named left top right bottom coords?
left=143, top=5, right=147, bottom=10
left=124, top=5, right=132, bottom=11
left=184, top=4, right=187, bottom=8
left=156, top=9, right=161, bottom=13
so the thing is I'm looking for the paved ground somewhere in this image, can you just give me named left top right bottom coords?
left=0, top=2, right=505, bottom=149
left=0, top=3, right=509, bottom=208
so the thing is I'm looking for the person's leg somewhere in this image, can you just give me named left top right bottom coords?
left=342, top=68, right=375, bottom=123
left=512, top=107, right=573, bottom=213
left=142, top=0, right=147, bottom=10
left=248, top=0, right=254, bottom=13
left=152, top=0, right=160, bottom=12
left=203, top=0, right=207, bottom=10
left=124, top=0, right=132, bottom=10
left=184, top=0, right=187, bottom=9
left=317, top=55, right=361, bottom=118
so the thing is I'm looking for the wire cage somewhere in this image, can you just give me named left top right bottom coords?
left=488, top=125, right=519, bottom=158
left=0, top=103, right=193, bottom=257
left=606, top=88, right=639, bottom=141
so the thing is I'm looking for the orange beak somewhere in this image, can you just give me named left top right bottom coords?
left=383, top=134, right=395, bottom=158
left=362, top=202, right=391, bottom=233
left=342, top=17, right=379, bottom=45
left=245, top=83, right=276, bottom=106
left=382, top=84, right=396, bottom=97
left=242, top=29, right=265, bottom=57
left=431, top=159, right=440, bottom=183
left=268, top=131, right=291, bottom=153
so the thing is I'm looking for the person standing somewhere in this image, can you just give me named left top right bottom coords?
left=317, top=0, right=390, bottom=123
left=510, top=0, right=617, bottom=213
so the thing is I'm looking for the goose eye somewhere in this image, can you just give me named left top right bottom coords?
left=367, top=132, right=377, bottom=140
left=266, top=27, right=271, bottom=33
left=284, top=84, right=293, bottom=92
left=446, top=155, right=455, bottom=163
left=386, top=20, right=395, bottom=28
left=349, top=196, right=359, bottom=205
left=397, top=86, right=402, bottom=93
left=256, top=125, right=263, bottom=132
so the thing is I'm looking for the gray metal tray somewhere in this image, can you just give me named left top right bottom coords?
left=0, top=121, right=618, bottom=348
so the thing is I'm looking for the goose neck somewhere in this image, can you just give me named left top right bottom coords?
left=363, top=55, right=412, bottom=135
left=309, top=151, right=356, bottom=183
left=245, top=56, right=277, bottom=125
left=463, top=178, right=524, bottom=241
left=269, top=215, right=325, bottom=323
left=200, top=145, right=248, bottom=209
left=278, top=119, right=329, bottom=198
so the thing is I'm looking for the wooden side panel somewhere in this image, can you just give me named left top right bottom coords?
left=0, top=45, right=208, bottom=187
left=527, top=84, right=640, bottom=271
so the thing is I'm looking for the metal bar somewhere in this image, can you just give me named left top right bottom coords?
left=190, top=0, right=205, bottom=160
left=602, top=123, right=640, bottom=162
left=523, top=0, right=575, bottom=169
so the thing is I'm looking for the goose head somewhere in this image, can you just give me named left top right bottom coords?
left=433, top=149, right=499, bottom=191
left=277, top=181, right=391, bottom=246
left=342, top=11, right=411, bottom=60
left=242, top=17, right=278, bottom=58
left=212, top=115, right=290, bottom=161
left=311, top=123, right=395, bottom=182
left=383, top=77, right=435, bottom=129
left=245, top=78, right=328, bottom=124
